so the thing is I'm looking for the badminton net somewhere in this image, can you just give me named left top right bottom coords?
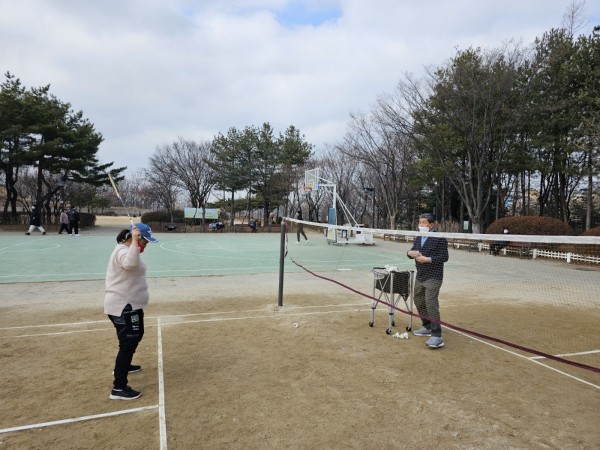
left=285, top=218, right=600, bottom=376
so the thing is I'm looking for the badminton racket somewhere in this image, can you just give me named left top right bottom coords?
left=108, top=173, right=133, bottom=224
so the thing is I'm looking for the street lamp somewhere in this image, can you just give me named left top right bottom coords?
left=364, top=187, right=375, bottom=228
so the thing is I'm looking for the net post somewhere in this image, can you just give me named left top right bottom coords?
left=277, top=221, right=286, bottom=307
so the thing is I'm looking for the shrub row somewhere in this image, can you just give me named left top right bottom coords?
left=140, top=210, right=185, bottom=224
left=486, top=216, right=574, bottom=235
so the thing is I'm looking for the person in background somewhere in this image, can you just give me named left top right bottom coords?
left=25, top=205, right=46, bottom=235
left=249, top=218, right=257, bottom=233
left=490, top=228, right=510, bottom=256
left=407, top=213, right=449, bottom=349
left=68, top=206, right=80, bottom=236
left=294, top=208, right=309, bottom=244
left=58, top=209, right=70, bottom=234
left=105, top=223, right=157, bottom=400
left=209, top=221, right=224, bottom=232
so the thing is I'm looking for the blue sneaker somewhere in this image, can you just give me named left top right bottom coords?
left=413, top=326, right=431, bottom=337
left=426, top=336, right=444, bottom=348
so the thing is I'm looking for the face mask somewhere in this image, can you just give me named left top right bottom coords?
left=418, top=226, right=429, bottom=233
left=138, top=241, right=146, bottom=253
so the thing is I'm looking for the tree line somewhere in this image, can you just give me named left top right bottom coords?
left=309, top=19, right=599, bottom=233
left=2, top=3, right=598, bottom=232
left=0, top=72, right=125, bottom=223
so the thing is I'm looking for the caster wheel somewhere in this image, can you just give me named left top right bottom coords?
left=386, top=328, right=392, bottom=335
left=368, top=322, right=374, bottom=327
left=406, top=326, right=412, bottom=332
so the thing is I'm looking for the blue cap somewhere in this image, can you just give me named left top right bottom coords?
left=130, top=223, right=158, bottom=242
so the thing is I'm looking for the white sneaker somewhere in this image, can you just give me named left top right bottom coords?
left=75, top=234, right=80, bottom=237
left=305, top=239, right=309, bottom=244
left=295, top=241, right=299, bottom=244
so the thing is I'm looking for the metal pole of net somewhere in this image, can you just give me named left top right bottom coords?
left=278, top=220, right=286, bottom=307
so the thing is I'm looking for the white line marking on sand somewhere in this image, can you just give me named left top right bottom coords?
left=157, top=317, right=168, bottom=450
left=0, top=405, right=158, bottom=435
left=4, top=328, right=111, bottom=339
left=450, top=329, right=599, bottom=390
left=529, top=349, right=600, bottom=360
left=0, top=320, right=107, bottom=330
left=161, top=308, right=370, bottom=326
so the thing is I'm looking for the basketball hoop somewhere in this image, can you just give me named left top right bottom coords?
left=304, top=168, right=320, bottom=192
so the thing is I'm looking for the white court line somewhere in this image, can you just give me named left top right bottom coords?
left=0, top=239, right=46, bottom=251
left=449, top=328, right=600, bottom=390
left=0, top=262, right=377, bottom=281
left=0, top=272, right=107, bottom=279
left=0, top=304, right=364, bottom=333
left=0, top=320, right=107, bottom=330
left=529, top=349, right=600, bottom=360
left=4, top=328, right=110, bottom=339
left=161, top=308, right=370, bottom=326
left=157, top=317, right=168, bottom=450
left=0, top=405, right=158, bottom=435
left=147, top=302, right=364, bottom=320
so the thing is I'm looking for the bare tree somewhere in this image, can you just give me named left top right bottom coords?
left=562, top=0, right=588, bottom=38
left=158, top=137, right=217, bottom=223
left=342, top=102, right=418, bottom=229
left=145, top=147, right=181, bottom=222
left=120, top=169, right=154, bottom=212
left=317, top=145, right=363, bottom=226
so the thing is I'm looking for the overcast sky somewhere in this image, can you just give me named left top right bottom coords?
left=1, top=0, right=598, bottom=174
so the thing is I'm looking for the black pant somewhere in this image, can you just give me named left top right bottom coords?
left=58, top=223, right=69, bottom=233
left=297, top=225, right=307, bottom=241
left=69, top=221, right=79, bottom=234
left=109, top=306, right=144, bottom=389
left=490, top=241, right=507, bottom=255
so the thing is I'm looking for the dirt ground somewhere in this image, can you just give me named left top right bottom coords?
left=0, top=217, right=599, bottom=449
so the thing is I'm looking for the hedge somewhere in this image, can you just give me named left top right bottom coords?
left=485, top=216, right=573, bottom=235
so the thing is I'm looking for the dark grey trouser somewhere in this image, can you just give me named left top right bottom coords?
left=413, top=278, right=443, bottom=337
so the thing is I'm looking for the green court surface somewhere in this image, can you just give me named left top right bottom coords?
left=0, top=230, right=417, bottom=284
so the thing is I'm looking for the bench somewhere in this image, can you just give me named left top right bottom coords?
left=450, top=239, right=481, bottom=252
left=231, top=224, right=254, bottom=233
left=504, top=242, right=532, bottom=259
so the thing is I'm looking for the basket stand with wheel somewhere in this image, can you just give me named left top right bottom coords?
left=368, top=267, right=414, bottom=334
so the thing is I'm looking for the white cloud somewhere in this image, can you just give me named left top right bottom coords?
left=1, top=0, right=596, bottom=174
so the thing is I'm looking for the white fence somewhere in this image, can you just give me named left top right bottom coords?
left=381, top=234, right=600, bottom=265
